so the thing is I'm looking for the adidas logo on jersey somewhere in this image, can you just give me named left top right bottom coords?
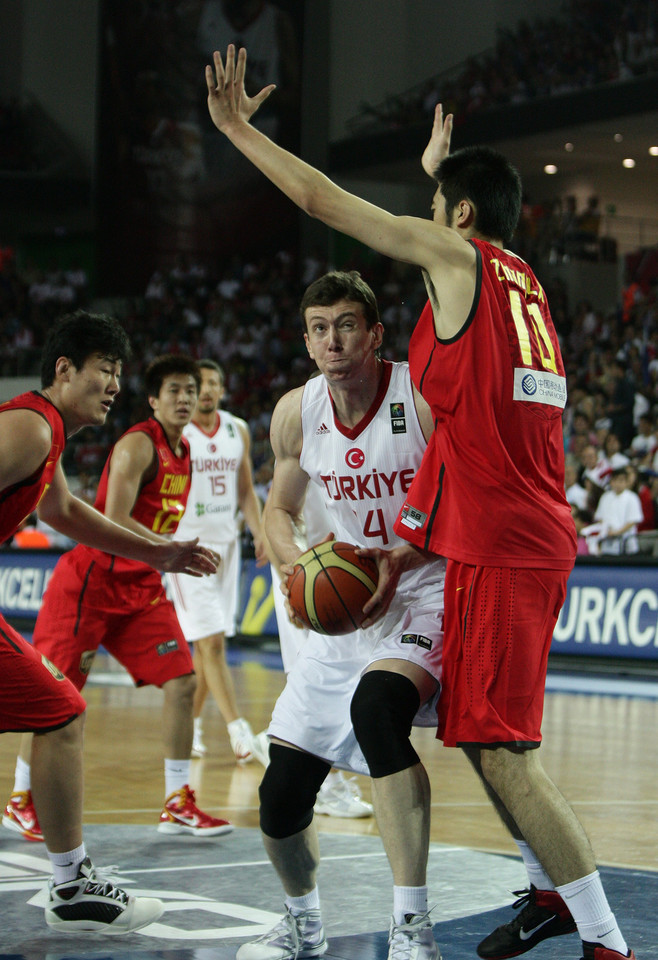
left=315, top=422, right=330, bottom=435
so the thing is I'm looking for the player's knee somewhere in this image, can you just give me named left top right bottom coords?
left=478, top=744, right=535, bottom=794
left=164, top=672, right=196, bottom=704
left=37, top=710, right=85, bottom=750
left=197, top=632, right=226, bottom=657
left=259, top=744, right=330, bottom=839
left=350, top=670, right=421, bottom=778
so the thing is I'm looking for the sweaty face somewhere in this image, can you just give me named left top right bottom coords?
left=150, top=374, right=198, bottom=430
left=196, top=367, right=224, bottom=415
left=65, top=353, right=122, bottom=432
left=304, top=299, right=383, bottom=383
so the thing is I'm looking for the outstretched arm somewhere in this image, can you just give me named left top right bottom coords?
left=205, top=46, right=469, bottom=276
left=39, top=463, right=218, bottom=576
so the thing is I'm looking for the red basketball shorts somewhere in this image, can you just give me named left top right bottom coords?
left=33, top=549, right=193, bottom=690
left=437, top=561, right=569, bottom=748
left=0, top=614, right=86, bottom=733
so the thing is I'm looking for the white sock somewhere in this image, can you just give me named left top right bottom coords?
left=393, top=884, right=429, bottom=924
left=48, top=842, right=86, bottom=885
left=556, top=871, right=628, bottom=954
left=13, top=756, right=31, bottom=794
left=164, top=759, right=190, bottom=797
left=193, top=718, right=203, bottom=735
left=515, top=839, right=555, bottom=891
left=285, top=886, right=320, bottom=915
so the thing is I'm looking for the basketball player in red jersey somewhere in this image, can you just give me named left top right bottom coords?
left=203, top=46, right=635, bottom=960
left=6, top=354, right=232, bottom=845
left=0, top=311, right=217, bottom=933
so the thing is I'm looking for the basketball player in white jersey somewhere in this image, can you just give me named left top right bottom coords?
left=168, top=360, right=269, bottom=765
left=238, top=272, right=445, bottom=960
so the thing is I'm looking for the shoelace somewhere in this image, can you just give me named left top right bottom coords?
left=83, top=877, right=130, bottom=905
left=253, top=908, right=301, bottom=955
left=505, top=888, right=539, bottom=932
left=388, top=907, right=436, bottom=959
left=82, top=862, right=130, bottom=905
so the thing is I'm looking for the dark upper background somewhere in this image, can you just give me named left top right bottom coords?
left=1, top=0, right=656, bottom=295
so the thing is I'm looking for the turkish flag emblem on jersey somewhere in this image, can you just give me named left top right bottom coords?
left=345, top=448, right=365, bottom=469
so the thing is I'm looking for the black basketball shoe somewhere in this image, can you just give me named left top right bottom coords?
left=477, top=885, right=577, bottom=958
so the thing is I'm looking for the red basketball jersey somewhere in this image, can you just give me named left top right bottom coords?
left=86, top=416, right=191, bottom=572
left=394, top=239, right=576, bottom=569
left=0, top=391, right=65, bottom=544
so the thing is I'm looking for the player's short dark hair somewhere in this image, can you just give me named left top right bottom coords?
left=300, top=270, right=380, bottom=331
left=198, top=358, right=225, bottom=385
left=41, top=310, right=132, bottom=387
left=436, top=145, right=522, bottom=246
left=144, top=354, right=201, bottom=397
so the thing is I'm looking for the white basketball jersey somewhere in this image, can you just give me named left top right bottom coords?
left=299, top=361, right=427, bottom=560
left=174, top=410, right=244, bottom=543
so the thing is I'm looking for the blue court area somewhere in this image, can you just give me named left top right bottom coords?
left=0, top=823, right=654, bottom=959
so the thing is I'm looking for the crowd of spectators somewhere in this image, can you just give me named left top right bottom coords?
left=352, top=0, right=658, bottom=135
left=1, top=232, right=658, bottom=555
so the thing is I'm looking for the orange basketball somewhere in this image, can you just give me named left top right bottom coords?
left=286, top=540, right=379, bottom=635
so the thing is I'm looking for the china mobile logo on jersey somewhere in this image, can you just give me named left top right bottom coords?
left=513, top=368, right=567, bottom=409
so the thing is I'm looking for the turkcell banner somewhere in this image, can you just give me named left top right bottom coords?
left=1, top=551, right=656, bottom=659
left=552, top=563, right=658, bottom=659
left=0, top=550, right=57, bottom=617
left=0, top=549, right=279, bottom=636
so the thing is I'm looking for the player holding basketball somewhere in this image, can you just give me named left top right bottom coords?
left=244, top=270, right=445, bottom=960
left=204, top=46, right=635, bottom=960
left=5, top=354, right=232, bottom=842
left=168, top=358, right=269, bottom=766
left=0, top=312, right=217, bottom=932
left=267, top=481, right=375, bottom=819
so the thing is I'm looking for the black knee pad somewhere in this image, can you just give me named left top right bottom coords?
left=350, top=670, right=421, bottom=778
left=259, top=744, right=331, bottom=839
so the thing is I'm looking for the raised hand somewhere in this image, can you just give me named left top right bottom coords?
left=206, top=45, right=276, bottom=132
left=421, top=103, right=453, bottom=179
left=156, top=539, right=220, bottom=576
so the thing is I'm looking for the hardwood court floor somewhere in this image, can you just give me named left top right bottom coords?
left=1, top=650, right=656, bottom=872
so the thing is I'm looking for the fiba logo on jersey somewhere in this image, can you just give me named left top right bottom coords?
left=345, top=448, right=365, bottom=469
left=521, top=373, right=538, bottom=396
left=390, top=401, right=407, bottom=434
left=207, top=442, right=217, bottom=453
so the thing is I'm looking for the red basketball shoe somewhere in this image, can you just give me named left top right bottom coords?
left=3, top=790, right=44, bottom=842
left=157, top=785, right=233, bottom=837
